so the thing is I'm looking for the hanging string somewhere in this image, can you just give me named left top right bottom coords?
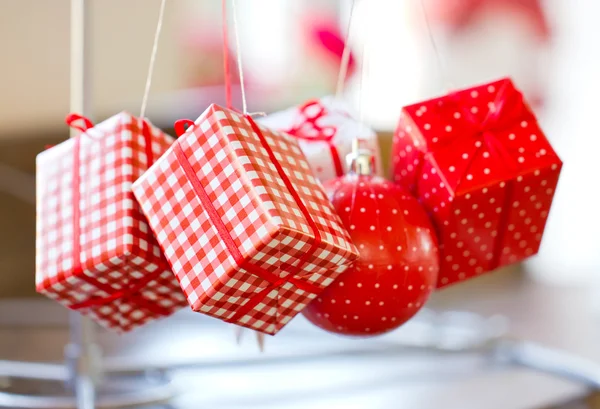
left=357, top=0, right=370, bottom=126
left=222, top=0, right=232, bottom=110
left=140, top=0, right=167, bottom=119
left=335, top=0, right=357, bottom=100
left=231, top=0, right=247, bottom=115
left=418, top=0, right=452, bottom=91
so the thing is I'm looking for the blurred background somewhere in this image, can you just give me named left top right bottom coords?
left=1, top=0, right=600, bottom=408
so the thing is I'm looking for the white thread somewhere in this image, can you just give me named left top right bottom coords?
left=419, top=0, right=452, bottom=91
left=357, top=0, right=370, bottom=126
left=335, top=0, right=357, bottom=100
left=140, top=0, right=167, bottom=119
left=231, top=0, right=247, bottom=114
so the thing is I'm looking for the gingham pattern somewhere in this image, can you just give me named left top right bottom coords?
left=36, top=112, right=187, bottom=332
left=133, top=104, right=358, bottom=334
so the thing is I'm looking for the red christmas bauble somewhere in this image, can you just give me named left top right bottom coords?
left=303, top=174, right=440, bottom=336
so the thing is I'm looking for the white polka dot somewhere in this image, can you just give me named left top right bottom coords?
left=441, top=278, right=449, bottom=284
left=535, top=202, right=542, bottom=209
left=519, top=210, right=526, bottom=217
left=478, top=213, right=484, bottom=219
left=454, top=112, right=461, bottom=119
left=360, top=207, right=366, bottom=212
left=496, top=207, right=502, bottom=213
left=458, top=272, right=466, bottom=279
left=530, top=134, right=537, bottom=141
left=392, top=209, right=398, bottom=214
left=475, top=267, right=484, bottom=274
left=405, top=265, right=410, bottom=271
left=467, top=227, right=474, bottom=234
left=514, top=232, right=521, bottom=240
left=350, top=225, right=355, bottom=230
left=408, top=285, right=413, bottom=290
left=530, top=195, right=537, bottom=202
left=466, top=174, right=473, bottom=180
left=370, top=225, right=375, bottom=231
left=480, top=244, right=488, bottom=251
left=446, top=255, right=453, bottom=262
left=474, top=236, right=481, bottom=243
left=462, top=153, right=469, bottom=159
left=513, top=201, right=520, bottom=208
left=393, top=284, right=398, bottom=289
left=345, top=299, right=351, bottom=304
left=379, top=301, right=385, bottom=306
left=500, top=182, right=506, bottom=188
left=525, top=218, right=532, bottom=225
left=357, top=283, right=362, bottom=287
left=546, top=188, right=553, bottom=195
left=541, top=180, right=548, bottom=186
left=359, top=244, right=365, bottom=249
left=519, top=240, right=527, bottom=248
left=449, top=166, right=456, bottom=172
left=503, top=247, right=510, bottom=255
left=482, top=188, right=488, bottom=194
left=517, top=175, right=523, bottom=182
left=406, top=125, right=412, bottom=132
left=518, top=147, right=525, bottom=154
left=508, top=224, right=515, bottom=231
left=471, top=107, right=478, bottom=114
left=463, top=250, right=470, bottom=257
left=452, top=264, right=459, bottom=271
left=445, top=125, right=452, bottom=132
left=368, top=264, right=374, bottom=269
left=485, top=221, right=492, bottom=228
left=461, top=218, right=468, bottom=225
left=484, top=168, right=490, bottom=174
left=491, top=230, right=498, bottom=237
left=489, top=198, right=496, bottom=204
left=450, top=232, right=457, bottom=239
left=457, top=241, right=464, bottom=248
left=509, top=133, right=516, bottom=140
left=440, top=182, right=445, bottom=188
left=552, top=164, right=558, bottom=170
left=331, top=299, right=336, bottom=304
left=365, top=301, right=371, bottom=306
left=386, top=226, right=392, bottom=232
left=530, top=226, right=538, bottom=233
left=521, top=121, right=528, bottom=128
left=339, top=282, right=344, bottom=287
left=396, top=245, right=402, bottom=251
left=412, top=246, right=417, bottom=252
left=475, top=140, right=482, bottom=148
left=469, top=259, right=477, bottom=266
left=524, top=186, right=531, bottom=192
left=539, top=149, right=547, bottom=155
left=488, top=85, right=496, bottom=93
left=483, top=151, right=490, bottom=158
left=518, top=157, right=525, bottom=163
left=471, top=90, right=479, bottom=98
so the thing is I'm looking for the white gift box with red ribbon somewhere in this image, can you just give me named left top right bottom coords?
left=260, top=96, right=383, bottom=182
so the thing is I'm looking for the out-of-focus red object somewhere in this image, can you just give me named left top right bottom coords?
left=427, top=0, right=551, bottom=41
left=303, top=175, right=439, bottom=336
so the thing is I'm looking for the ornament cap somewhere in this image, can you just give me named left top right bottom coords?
left=347, top=138, right=375, bottom=176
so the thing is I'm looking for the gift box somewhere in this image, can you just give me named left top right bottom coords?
left=36, top=112, right=188, bottom=331
left=259, top=96, right=383, bottom=183
left=391, top=78, right=562, bottom=288
left=132, top=104, right=359, bottom=335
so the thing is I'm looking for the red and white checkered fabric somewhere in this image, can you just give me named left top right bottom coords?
left=259, top=96, right=383, bottom=182
left=133, top=104, right=359, bottom=335
left=36, top=112, right=188, bottom=332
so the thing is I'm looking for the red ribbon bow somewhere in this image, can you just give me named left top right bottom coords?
left=286, top=100, right=345, bottom=177
left=62, top=114, right=172, bottom=318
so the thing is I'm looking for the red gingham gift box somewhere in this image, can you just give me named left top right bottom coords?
left=36, top=112, right=188, bottom=332
left=132, top=104, right=359, bottom=335
left=391, top=78, right=562, bottom=288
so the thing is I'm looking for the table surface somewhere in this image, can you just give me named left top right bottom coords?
left=1, top=268, right=599, bottom=409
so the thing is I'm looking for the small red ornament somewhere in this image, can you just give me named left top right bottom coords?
left=303, top=144, right=440, bottom=336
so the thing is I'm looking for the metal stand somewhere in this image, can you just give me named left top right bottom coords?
left=1, top=309, right=600, bottom=408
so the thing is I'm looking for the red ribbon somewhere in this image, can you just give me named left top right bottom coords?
left=286, top=100, right=345, bottom=177
left=222, top=0, right=232, bottom=110
left=64, top=114, right=172, bottom=316
left=172, top=113, right=323, bottom=327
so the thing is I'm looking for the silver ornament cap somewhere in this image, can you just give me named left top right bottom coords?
left=346, top=138, right=375, bottom=176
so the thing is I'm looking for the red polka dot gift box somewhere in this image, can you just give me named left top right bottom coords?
left=391, top=78, right=562, bottom=288
left=259, top=96, right=383, bottom=183
left=36, top=113, right=188, bottom=332
left=132, top=104, right=359, bottom=335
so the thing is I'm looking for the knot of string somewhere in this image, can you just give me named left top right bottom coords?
left=140, top=0, right=167, bottom=119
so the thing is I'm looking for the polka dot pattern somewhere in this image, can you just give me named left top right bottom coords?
left=303, top=175, right=439, bottom=336
left=391, top=78, right=562, bottom=288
